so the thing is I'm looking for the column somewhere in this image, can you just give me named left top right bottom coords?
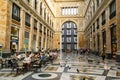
left=100, top=30, right=103, bottom=52
left=105, top=6, right=112, bottom=59
left=45, top=28, right=47, bottom=50
left=51, top=32, right=54, bottom=49
left=38, top=1, right=40, bottom=14
left=46, top=29, right=48, bottom=49
left=116, top=0, right=120, bottom=62
left=29, top=16, right=34, bottom=51
left=106, top=27, right=111, bottom=59
left=36, top=21, right=40, bottom=49
left=19, top=9, right=25, bottom=52
left=4, top=1, right=11, bottom=52
left=41, top=24, right=44, bottom=49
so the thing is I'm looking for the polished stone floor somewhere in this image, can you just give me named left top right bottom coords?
left=0, top=52, right=120, bottom=80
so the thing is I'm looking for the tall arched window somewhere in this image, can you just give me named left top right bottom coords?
left=62, top=21, right=77, bottom=51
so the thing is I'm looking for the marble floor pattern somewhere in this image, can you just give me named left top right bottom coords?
left=0, top=53, right=120, bottom=80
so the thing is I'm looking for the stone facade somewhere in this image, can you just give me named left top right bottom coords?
left=84, top=0, right=120, bottom=60
left=0, top=1, right=11, bottom=52
left=1, top=0, right=119, bottom=54
left=0, top=0, right=54, bottom=53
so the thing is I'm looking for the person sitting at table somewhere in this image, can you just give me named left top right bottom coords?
left=40, top=53, right=46, bottom=65
left=15, top=52, right=22, bottom=60
left=41, top=53, right=46, bottom=61
left=23, top=52, right=31, bottom=71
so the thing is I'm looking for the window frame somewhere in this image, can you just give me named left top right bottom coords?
left=34, top=19, right=37, bottom=30
left=12, top=3, right=20, bottom=22
left=25, top=13, right=31, bottom=27
left=109, top=0, right=116, bottom=19
left=102, top=11, right=106, bottom=25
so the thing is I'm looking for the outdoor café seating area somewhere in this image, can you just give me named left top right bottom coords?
left=0, top=50, right=59, bottom=75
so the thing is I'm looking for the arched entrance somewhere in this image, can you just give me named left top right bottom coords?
left=61, top=21, right=77, bottom=52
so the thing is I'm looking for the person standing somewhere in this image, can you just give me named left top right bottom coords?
left=36, top=47, right=39, bottom=52
left=101, top=49, right=105, bottom=62
left=41, top=48, right=44, bottom=53
left=23, top=52, right=31, bottom=71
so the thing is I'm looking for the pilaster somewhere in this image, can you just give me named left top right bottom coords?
left=19, top=9, right=25, bottom=51
left=29, top=16, right=34, bottom=51
left=116, top=0, right=120, bottom=62
left=36, top=22, right=40, bottom=49
left=0, top=0, right=11, bottom=52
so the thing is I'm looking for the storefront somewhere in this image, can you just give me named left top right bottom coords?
left=10, top=25, right=19, bottom=52
left=24, top=31, right=29, bottom=51
left=33, top=34, right=36, bottom=51
left=110, top=24, right=117, bottom=59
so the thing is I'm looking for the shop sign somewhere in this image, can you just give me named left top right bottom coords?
left=12, top=37, right=18, bottom=40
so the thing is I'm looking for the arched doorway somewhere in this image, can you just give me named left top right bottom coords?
left=61, top=21, right=77, bottom=52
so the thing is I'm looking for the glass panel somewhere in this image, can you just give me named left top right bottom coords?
left=110, top=0, right=116, bottom=14
left=24, top=38, right=29, bottom=50
left=62, top=44, right=64, bottom=49
left=11, top=27, right=19, bottom=37
left=34, top=19, right=37, bottom=28
left=33, top=34, right=36, bottom=51
left=25, top=31, right=29, bottom=38
left=74, top=37, right=77, bottom=42
left=62, top=8, right=64, bottom=15
left=67, top=30, right=71, bottom=35
left=74, top=7, right=77, bottom=15
left=72, top=7, right=74, bottom=15
left=62, top=37, right=64, bottom=42
left=67, top=44, right=71, bottom=49
left=61, top=7, right=78, bottom=15
left=62, top=30, right=64, bottom=35
left=67, top=37, right=71, bottom=42
left=68, top=8, right=70, bottom=15
left=13, top=6, right=18, bottom=16
left=74, top=44, right=77, bottom=49
left=13, top=3, right=20, bottom=18
left=74, top=30, right=77, bottom=35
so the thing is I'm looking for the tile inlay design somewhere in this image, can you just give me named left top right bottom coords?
left=70, top=75, right=96, bottom=80
left=32, top=73, right=58, bottom=79
left=44, top=66, right=58, bottom=72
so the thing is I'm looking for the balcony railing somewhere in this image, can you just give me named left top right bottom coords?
left=44, top=32, right=46, bottom=34
left=25, top=21, right=30, bottom=27
left=97, top=25, right=99, bottom=29
left=102, top=20, right=106, bottom=25
left=39, top=29, right=42, bottom=32
left=12, top=14, right=20, bottom=22
left=34, top=26, right=37, bottom=30
left=109, top=11, right=116, bottom=19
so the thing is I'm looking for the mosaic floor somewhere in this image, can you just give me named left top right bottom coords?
left=0, top=53, right=120, bottom=80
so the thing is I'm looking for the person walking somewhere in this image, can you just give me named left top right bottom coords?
left=101, top=49, right=105, bottom=62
